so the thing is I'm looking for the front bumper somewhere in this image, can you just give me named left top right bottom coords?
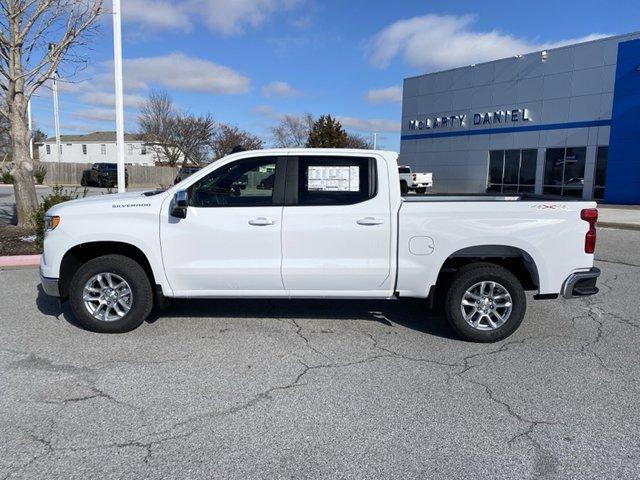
left=40, top=270, right=60, bottom=297
left=561, top=267, right=600, bottom=299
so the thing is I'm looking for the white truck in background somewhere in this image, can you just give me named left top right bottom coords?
left=398, top=165, right=433, bottom=194
left=39, top=149, right=600, bottom=342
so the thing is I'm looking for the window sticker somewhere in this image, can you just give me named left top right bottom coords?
left=307, top=166, right=360, bottom=192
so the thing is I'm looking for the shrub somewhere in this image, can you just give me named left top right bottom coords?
left=1, top=170, right=12, bottom=184
left=33, top=164, right=47, bottom=185
left=33, top=185, right=86, bottom=247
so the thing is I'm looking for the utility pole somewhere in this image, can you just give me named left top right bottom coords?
left=52, top=71, right=61, bottom=163
left=112, top=0, right=126, bottom=193
left=27, top=98, right=33, bottom=159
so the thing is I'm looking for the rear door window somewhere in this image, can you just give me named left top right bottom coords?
left=294, top=156, right=376, bottom=206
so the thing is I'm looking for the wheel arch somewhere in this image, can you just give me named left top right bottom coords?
left=59, top=241, right=157, bottom=299
left=436, top=244, right=540, bottom=291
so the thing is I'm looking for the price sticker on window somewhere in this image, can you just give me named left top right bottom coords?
left=307, top=166, right=360, bottom=192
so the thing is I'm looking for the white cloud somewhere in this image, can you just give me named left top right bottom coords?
left=368, top=14, right=607, bottom=71
left=78, top=91, right=147, bottom=108
left=364, top=86, right=402, bottom=104
left=123, top=53, right=250, bottom=94
left=252, top=104, right=284, bottom=120
left=122, top=0, right=301, bottom=35
left=337, top=116, right=400, bottom=134
left=261, top=81, right=301, bottom=98
left=253, top=105, right=399, bottom=134
left=72, top=108, right=117, bottom=122
left=123, top=0, right=191, bottom=30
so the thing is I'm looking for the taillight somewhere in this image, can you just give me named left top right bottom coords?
left=412, top=173, right=416, bottom=180
left=581, top=208, right=598, bottom=254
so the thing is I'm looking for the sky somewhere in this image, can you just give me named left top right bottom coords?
left=30, top=0, right=640, bottom=152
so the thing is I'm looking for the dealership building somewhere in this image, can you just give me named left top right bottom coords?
left=400, top=32, right=640, bottom=204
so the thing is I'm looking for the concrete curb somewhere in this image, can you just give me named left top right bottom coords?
left=0, top=254, right=41, bottom=269
left=599, top=222, right=640, bottom=232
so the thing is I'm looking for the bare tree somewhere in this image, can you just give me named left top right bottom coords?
left=270, top=113, right=314, bottom=148
left=344, top=133, right=374, bottom=149
left=0, top=0, right=103, bottom=227
left=211, top=124, right=263, bottom=160
left=138, top=90, right=215, bottom=166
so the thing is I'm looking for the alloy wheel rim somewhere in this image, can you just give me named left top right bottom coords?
left=82, top=273, right=133, bottom=322
left=460, top=281, right=512, bottom=331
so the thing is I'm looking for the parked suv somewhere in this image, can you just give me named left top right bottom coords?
left=81, top=163, right=128, bottom=188
left=174, top=166, right=201, bottom=184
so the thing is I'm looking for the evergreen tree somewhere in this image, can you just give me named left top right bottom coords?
left=306, top=115, right=348, bottom=148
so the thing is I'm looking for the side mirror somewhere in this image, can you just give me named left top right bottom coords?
left=171, top=190, right=188, bottom=219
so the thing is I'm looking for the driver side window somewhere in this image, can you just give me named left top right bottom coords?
left=189, top=157, right=278, bottom=208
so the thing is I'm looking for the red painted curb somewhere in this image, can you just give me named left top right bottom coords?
left=0, top=254, right=41, bottom=268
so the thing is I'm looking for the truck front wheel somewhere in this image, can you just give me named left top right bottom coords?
left=444, top=263, right=526, bottom=342
left=400, top=181, right=408, bottom=195
left=68, top=254, right=153, bottom=333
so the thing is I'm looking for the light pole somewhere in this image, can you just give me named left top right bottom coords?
left=27, top=98, right=33, bottom=159
left=112, top=0, right=126, bottom=193
left=52, top=71, right=61, bottom=163
left=373, top=132, right=378, bottom=150
left=48, top=43, right=62, bottom=163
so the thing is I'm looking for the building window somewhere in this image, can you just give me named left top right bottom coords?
left=127, top=144, right=134, bottom=155
left=100, top=144, right=106, bottom=155
left=46, top=145, right=50, bottom=155
left=487, top=149, right=537, bottom=193
left=141, top=144, right=147, bottom=155
left=82, top=144, right=87, bottom=155
left=594, top=146, right=608, bottom=200
left=543, top=147, right=586, bottom=197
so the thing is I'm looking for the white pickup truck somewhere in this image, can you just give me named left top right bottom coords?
left=398, top=165, right=433, bottom=194
left=40, top=149, right=600, bottom=342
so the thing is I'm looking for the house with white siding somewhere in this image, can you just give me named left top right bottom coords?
left=38, top=131, right=180, bottom=166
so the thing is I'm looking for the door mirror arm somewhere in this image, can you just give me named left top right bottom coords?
left=171, top=190, right=188, bottom=219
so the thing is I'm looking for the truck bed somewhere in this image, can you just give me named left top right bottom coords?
left=401, top=193, right=587, bottom=202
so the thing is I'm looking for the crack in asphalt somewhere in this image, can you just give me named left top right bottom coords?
left=290, top=318, right=332, bottom=360
left=452, top=339, right=562, bottom=477
left=595, top=258, right=640, bottom=268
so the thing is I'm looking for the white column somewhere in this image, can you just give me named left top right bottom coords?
left=52, top=73, right=61, bottom=163
left=112, top=0, right=126, bottom=192
left=27, top=98, right=33, bottom=159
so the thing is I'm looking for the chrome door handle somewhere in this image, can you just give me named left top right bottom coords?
left=248, top=217, right=277, bottom=226
left=357, top=217, right=385, bottom=226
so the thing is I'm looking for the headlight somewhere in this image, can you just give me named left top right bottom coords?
left=44, top=215, right=60, bottom=232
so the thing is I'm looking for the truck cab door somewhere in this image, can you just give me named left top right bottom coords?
left=281, top=155, right=393, bottom=297
left=160, top=156, right=287, bottom=296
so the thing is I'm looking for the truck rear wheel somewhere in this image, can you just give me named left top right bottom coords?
left=68, top=254, right=153, bottom=333
left=444, top=263, right=526, bottom=342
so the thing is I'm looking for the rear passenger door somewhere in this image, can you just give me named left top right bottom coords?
left=281, top=155, right=393, bottom=296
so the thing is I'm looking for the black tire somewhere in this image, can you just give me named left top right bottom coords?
left=400, top=181, right=408, bottom=195
left=444, top=263, right=526, bottom=342
left=68, top=254, right=153, bottom=333
left=415, top=187, right=427, bottom=195
left=80, top=176, right=87, bottom=187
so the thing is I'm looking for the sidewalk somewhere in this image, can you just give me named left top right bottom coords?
left=597, top=204, right=640, bottom=231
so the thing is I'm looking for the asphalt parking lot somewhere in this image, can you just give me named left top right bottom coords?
left=1, top=228, right=639, bottom=479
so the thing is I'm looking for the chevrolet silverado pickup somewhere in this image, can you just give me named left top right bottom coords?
left=398, top=165, right=433, bottom=194
left=39, top=149, right=600, bottom=342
